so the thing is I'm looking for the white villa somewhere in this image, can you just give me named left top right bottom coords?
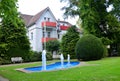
left=21, top=7, right=72, bottom=52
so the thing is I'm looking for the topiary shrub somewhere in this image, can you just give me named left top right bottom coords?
left=75, top=34, right=104, bottom=61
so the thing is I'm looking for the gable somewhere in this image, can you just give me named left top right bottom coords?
left=37, top=9, right=57, bottom=23
left=27, top=7, right=57, bottom=27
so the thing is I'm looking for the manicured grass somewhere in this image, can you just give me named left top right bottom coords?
left=0, top=57, right=120, bottom=81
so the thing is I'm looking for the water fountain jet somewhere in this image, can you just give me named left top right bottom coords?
left=67, top=54, right=70, bottom=66
left=22, top=52, right=80, bottom=72
left=42, top=50, right=46, bottom=70
left=60, top=54, right=64, bottom=68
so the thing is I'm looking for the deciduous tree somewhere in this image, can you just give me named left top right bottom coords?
left=61, top=0, right=120, bottom=56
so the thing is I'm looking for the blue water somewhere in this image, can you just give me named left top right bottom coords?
left=24, top=61, right=80, bottom=72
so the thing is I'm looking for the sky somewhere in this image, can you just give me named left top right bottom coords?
left=18, top=0, right=78, bottom=25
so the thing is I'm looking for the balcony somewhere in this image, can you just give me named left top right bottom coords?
left=60, top=26, right=70, bottom=30
left=41, top=37, right=57, bottom=43
left=41, top=21, right=56, bottom=27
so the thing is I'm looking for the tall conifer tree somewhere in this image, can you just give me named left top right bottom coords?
left=0, top=0, right=30, bottom=60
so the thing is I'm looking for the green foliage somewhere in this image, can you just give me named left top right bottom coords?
left=0, top=0, right=30, bottom=61
left=61, top=26, right=79, bottom=59
left=0, top=57, right=2, bottom=65
left=103, top=46, right=108, bottom=57
left=117, top=44, right=120, bottom=56
left=61, top=0, right=120, bottom=55
left=29, top=51, right=53, bottom=62
left=46, top=40, right=60, bottom=53
left=46, top=52, right=53, bottom=60
left=105, top=14, right=120, bottom=43
left=29, top=51, right=42, bottom=62
left=0, top=57, right=11, bottom=65
left=75, top=34, right=104, bottom=61
left=0, top=19, right=30, bottom=60
left=101, top=37, right=112, bottom=45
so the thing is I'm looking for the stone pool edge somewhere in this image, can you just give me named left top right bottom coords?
left=16, top=62, right=86, bottom=73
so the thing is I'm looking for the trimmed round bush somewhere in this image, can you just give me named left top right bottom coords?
left=75, top=34, right=104, bottom=61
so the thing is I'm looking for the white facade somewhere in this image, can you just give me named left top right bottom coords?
left=21, top=7, right=72, bottom=52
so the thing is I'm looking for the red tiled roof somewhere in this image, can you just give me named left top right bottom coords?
left=27, top=7, right=48, bottom=27
left=57, top=20, right=72, bottom=26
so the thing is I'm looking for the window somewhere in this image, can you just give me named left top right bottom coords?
left=48, top=18, right=50, bottom=21
left=44, top=17, right=46, bottom=20
left=31, top=32, right=33, bottom=40
left=58, top=33, right=60, bottom=39
left=43, top=32, right=45, bottom=37
left=42, top=43, right=44, bottom=50
left=47, top=32, right=51, bottom=38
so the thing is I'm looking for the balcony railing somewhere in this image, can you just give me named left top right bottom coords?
left=41, top=21, right=56, bottom=27
left=41, top=37, right=57, bottom=43
left=60, top=26, right=70, bottom=30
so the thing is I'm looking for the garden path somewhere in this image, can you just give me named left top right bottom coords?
left=0, top=76, right=9, bottom=81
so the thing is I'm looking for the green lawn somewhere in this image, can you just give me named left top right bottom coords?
left=0, top=57, right=120, bottom=81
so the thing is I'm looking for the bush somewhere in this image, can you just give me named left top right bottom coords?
left=75, top=34, right=104, bottom=61
left=29, top=51, right=42, bottom=62
left=61, top=26, right=79, bottom=59
left=46, top=52, right=53, bottom=60
left=0, top=57, right=3, bottom=65
left=117, top=44, right=120, bottom=56
left=46, top=40, right=60, bottom=53
left=29, top=51, right=53, bottom=62
left=0, top=57, right=11, bottom=65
